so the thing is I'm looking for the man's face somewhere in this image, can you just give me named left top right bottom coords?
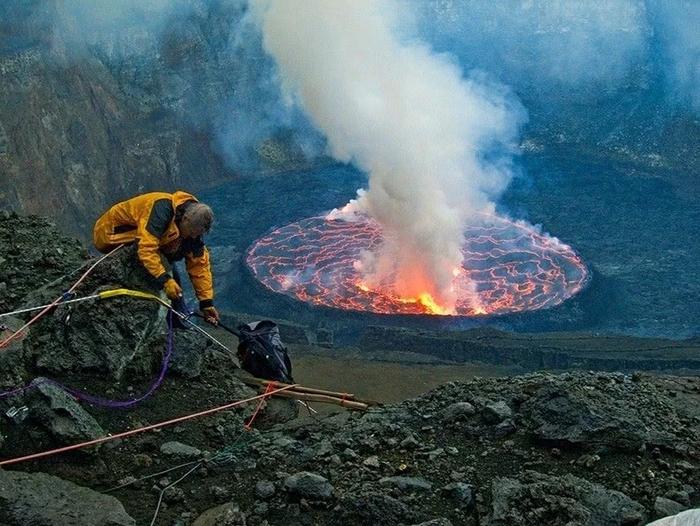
left=180, top=217, right=206, bottom=239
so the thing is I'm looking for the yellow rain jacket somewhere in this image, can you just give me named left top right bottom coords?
left=93, top=191, right=214, bottom=307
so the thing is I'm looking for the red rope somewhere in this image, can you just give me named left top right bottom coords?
left=244, top=383, right=276, bottom=431
left=0, top=245, right=123, bottom=350
left=0, top=383, right=297, bottom=467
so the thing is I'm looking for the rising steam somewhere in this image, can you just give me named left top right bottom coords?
left=252, top=0, right=524, bottom=310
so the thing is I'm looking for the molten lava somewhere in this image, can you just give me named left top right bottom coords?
left=246, top=214, right=589, bottom=316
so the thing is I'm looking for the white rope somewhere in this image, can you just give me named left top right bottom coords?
left=0, top=294, right=101, bottom=319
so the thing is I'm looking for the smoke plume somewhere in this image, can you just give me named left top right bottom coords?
left=253, top=0, right=525, bottom=310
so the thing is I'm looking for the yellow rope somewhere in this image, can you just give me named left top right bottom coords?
left=98, top=288, right=170, bottom=308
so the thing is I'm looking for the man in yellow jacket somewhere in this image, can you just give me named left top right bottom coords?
left=93, top=191, right=220, bottom=325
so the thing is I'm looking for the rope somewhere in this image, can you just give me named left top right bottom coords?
left=0, top=289, right=237, bottom=408
left=244, top=382, right=275, bottom=431
left=0, top=245, right=123, bottom=350
left=0, top=300, right=176, bottom=409
left=150, top=462, right=203, bottom=526
left=107, top=428, right=254, bottom=494
left=0, top=383, right=297, bottom=467
left=0, top=294, right=101, bottom=319
left=105, top=459, right=202, bottom=493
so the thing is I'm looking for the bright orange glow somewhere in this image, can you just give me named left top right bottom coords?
left=417, top=293, right=454, bottom=315
left=246, top=213, right=589, bottom=316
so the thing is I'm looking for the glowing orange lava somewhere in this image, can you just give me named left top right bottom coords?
left=246, top=214, right=589, bottom=316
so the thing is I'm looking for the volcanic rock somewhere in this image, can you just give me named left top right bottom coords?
left=192, top=502, right=247, bottom=526
left=485, top=470, right=646, bottom=526
left=0, top=214, right=86, bottom=314
left=379, top=476, right=433, bottom=492
left=160, top=441, right=202, bottom=459
left=338, top=493, right=417, bottom=526
left=25, top=378, right=105, bottom=444
left=283, top=471, right=334, bottom=500
left=255, top=480, right=276, bottom=500
left=0, top=470, right=134, bottom=525
left=442, top=482, right=474, bottom=508
left=653, top=497, right=687, bottom=519
left=515, top=374, right=681, bottom=450
left=482, top=400, right=513, bottom=424
left=440, top=401, right=476, bottom=423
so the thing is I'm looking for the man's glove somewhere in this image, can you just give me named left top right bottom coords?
left=163, top=278, right=183, bottom=300
left=202, top=306, right=220, bottom=326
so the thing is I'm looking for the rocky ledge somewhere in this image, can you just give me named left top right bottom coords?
left=0, top=213, right=698, bottom=525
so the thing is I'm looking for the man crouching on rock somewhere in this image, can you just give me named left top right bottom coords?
left=93, top=191, right=220, bottom=325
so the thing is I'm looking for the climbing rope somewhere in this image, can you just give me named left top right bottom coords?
left=244, top=382, right=276, bottom=431
left=0, top=383, right=298, bottom=467
left=0, top=285, right=241, bottom=409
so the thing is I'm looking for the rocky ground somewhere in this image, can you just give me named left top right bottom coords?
left=1, top=213, right=699, bottom=526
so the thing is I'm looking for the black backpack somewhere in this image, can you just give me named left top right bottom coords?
left=236, top=320, right=294, bottom=383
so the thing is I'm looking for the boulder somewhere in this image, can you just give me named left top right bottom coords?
left=485, top=471, right=646, bottom=526
left=653, top=497, right=687, bottom=520
left=159, top=441, right=202, bottom=459
left=0, top=470, right=134, bottom=526
left=379, top=476, right=433, bottom=492
left=25, top=378, right=104, bottom=444
left=283, top=471, right=334, bottom=500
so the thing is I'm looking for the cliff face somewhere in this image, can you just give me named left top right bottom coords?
left=0, top=1, right=311, bottom=237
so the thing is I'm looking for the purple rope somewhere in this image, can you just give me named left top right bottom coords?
left=0, top=310, right=175, bottom=409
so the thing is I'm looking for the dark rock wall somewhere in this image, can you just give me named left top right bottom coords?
left=0, top=1, right=313, bottom=237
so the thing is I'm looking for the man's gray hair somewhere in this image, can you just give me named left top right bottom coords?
left=185, top=203, right=214, bottom=232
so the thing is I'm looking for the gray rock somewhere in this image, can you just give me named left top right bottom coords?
left=412, top=520, right=453, bottom=526
left=192, top=502, right=246, bottom=526
left=27, top=378, right=105, bottom=444
left=654, top=497, right=687, bottom=519
left=379, top=476, right=433, bottom=492
left=494, top=419, right=517, bottom=437
left=483, top=400, right=513, bottom=424
left=170, top=329, right=206, bottom=378
left=315, top=438, right=334, bottom=457
left=160, top=441, right=202, bottom=459
left=255, top=480, right=276, bottom=500
left=363, top=455, right=381, bottom=468
left=440, top=401, right=476, bottom=422
left=283, top=472, right=334, bottom=500
left=339, top=493, right=416, bottom=525
left=0, top=470, right=134, bottom=525
left=486, top=471, right=646, bottom=526
left=162, top=486, right=185, bottom=503
left=664, top=490, right=690, bottom=507
left=518, top=382, right=677, bottom=451
left=400, top=435, right=420, bottom=449
left=27, top=246, right=165, bottom=380
left=443, top=482, right=474, bottom=508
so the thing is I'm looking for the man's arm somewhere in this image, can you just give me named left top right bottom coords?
left=185, top=242, right=214, bottom=306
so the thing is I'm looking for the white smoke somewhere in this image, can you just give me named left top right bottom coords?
left=252, top=0, right=524, bottom=310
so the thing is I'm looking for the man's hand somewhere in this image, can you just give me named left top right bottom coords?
left=163, top=278, right=183, bottom=300
left=202, top=306, right=220, bottom=326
